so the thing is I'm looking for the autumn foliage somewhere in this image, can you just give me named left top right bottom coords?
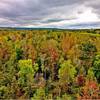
left=0, top=29, right=100, bottom=99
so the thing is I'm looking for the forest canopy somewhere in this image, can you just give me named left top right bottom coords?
left=0, top=29, right=100, bottom=99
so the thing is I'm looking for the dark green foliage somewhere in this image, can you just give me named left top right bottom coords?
left=79, top=41, right=97, bottom=70
left=16, top=48, right=23, bottom=60
left=93, top=53, right=100, bottom=83
left=79, top=41, right=97, bottom=52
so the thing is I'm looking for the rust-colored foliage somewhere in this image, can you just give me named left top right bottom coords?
left=78, top=80, right=100, bottom=99
left=77, top=75, right=85, bottom=86
left=61, top=34, right=76, bottom=55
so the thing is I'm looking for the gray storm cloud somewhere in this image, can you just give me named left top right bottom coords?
left=0, top=0, right=100, bottom=28
left=85, top=0, right=100, bottom=17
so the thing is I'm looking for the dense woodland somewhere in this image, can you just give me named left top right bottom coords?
left=0, top=29, right=100, bottom=99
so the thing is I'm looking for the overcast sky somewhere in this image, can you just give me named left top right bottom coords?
left=0, top=0, right=100, bottom=29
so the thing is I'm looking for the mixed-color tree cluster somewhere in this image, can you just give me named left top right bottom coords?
left=0, top=29, right=100, bottom=99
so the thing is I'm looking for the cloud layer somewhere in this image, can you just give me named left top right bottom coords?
left=0, top=0, right=100, bottom=28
